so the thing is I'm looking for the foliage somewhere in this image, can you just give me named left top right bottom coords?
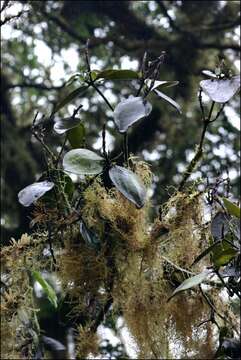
left=1, top=43, right=240, bottom=359
left=1, top=0, right=240, bottom=244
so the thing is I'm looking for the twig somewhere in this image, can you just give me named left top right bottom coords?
left=102, top=123, right=108, bottom=159
left=31, top=112, right=57, bottom=162
left=123, top=133, right=129, bottom=165
left=198, top=88, right=205, bottom=121
left=88, top=81, right=114, bottom=111
left=55, top=134, right=68, bottom=166
left=161, top=256, right=196, bottom=275
left=199, top=285, right=226, bottom=322
left=178, top=98, right=217, bottom=191
left=136, top=51, right=148, bottom=97
left=214, top=269, right=237, bottom=298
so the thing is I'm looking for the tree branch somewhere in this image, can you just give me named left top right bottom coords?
left=5, top=83, right=65, bottom=91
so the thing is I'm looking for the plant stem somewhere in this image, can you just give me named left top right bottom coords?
left=178, top=100, right=216, bottom=191
left=89, top=81, right=114, bottom=111
left=123, top=133, right=129, bottom=165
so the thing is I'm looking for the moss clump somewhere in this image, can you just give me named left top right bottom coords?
left=75, top=325, right=99, bottom=358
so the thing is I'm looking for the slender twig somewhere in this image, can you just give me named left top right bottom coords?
left=199, top=285, right=226, bottom=322
left=136, top=51, right=148, bottom=97
left=55, top=134, right=68, bottom=166
left=31, top=112, right=57, bottom=161
left=102, top=123, right=108, bottom=159
left=84, top=39, right=92, bottom=75
left=88, top=81, right=114, bottom=111
left=198, top=88, right=205, bottom=121
left=72, top=103, right=83, bottom=118
left=214, top=269, right=239, bottom=298
left=209, top=103, right=226, bottom=123
left=123, top=133, right=129, bottom=165
left=178, top=98, right=217, bottom=191
left=161, top=256, right=196, bottom=275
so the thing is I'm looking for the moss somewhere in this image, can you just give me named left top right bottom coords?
left=1, top=167, right=236, bottom=359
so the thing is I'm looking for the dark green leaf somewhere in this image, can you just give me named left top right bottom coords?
left=109, top=165, right=146, bottom=208
left=67, top=123, right=85, bottom=148
left=53, top=85, right=89, bottom=114
left=200, top=75, right=240, bottom=103
left=32, top=271, right=58, bottom=309
left=53, top=117, right=81, bottom=134
left=63, top=149, right=104, bottom=175
left=80, top=221, right=101, bottom=251
left=18, top=181, right=54, bottom=207
left=168, top=270, right=211, bottom=301
left=192, top=241, right=221, bottom=266
left=95, top=69, right=139, bottom=80
left=212, top=242, right=238, bottom=267
left=154, top=89, right=182, bottom=113
left=113, top=97, right=152, bottom=133
left=222, top=197, right=240, bottom=218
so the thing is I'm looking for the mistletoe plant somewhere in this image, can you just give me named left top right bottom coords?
left=1, top=48, right=240, bottom=360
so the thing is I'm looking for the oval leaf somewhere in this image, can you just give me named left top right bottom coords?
left=168, top=269, right=211, bottom=301
left=53, top=117, right=82, bottom=134
left=146, top=79, right=179, bottom=90
left=32, top=271, right=58, bottom=309
left=212, top=242, right=238, bottom=268
left=95, top=69, right=139, bottom=80
left=80, top=221, right=101, bottom=251
left=154, top=89, right=182, bottom=113
left=18, top=181, right=54, bottom=207
left=53, top=85, right=89, bottom=114
left=222, top=197, right=240, bottom=219
left=200, top=75, right=240, bottom=103
left=109, top=165, right=146, bottom=208
left=202, top=70, right=217, bottom=79
left=67, top=123, right=85, bottom=148
left=42, top=336, right=66, bottom=351
left=114, top=97, right=152, bottom=133
left=63, top=149, right=104, bottom=175
left=211, top=212, right=230, bottom=240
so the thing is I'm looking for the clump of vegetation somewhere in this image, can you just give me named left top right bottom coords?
left=1, top=48, right=240, bottom=359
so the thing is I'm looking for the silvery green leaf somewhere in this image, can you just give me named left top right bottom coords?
left=109, top=165, right=146, bottom=208
left=200, top=75, right=240, bottom=103
left=202, top=70, right=217, bottom=79
left=63, top=149, right=104, bottom=175
left=18, top=181, right=54, bottom=207
left=53, top=117, right=82, bottom=134
left=113, top=97, right=152, bottom=133
left=168, top=269, right=212, bottom=301
left=211, top=212, right=230, bottom=240
left=154, top=89, right=181, bottom=113
left=42, top=336, right=66, bottom=351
